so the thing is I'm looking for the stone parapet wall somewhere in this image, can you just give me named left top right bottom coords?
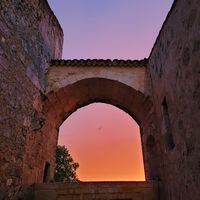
left=32, top=181, right=158, bottom=200
left=47, top=64, right=146, bottom=94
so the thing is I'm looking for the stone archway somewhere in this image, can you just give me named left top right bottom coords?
left=46, top=78, right=148, bottom=128
left=21, top=58, right=163, bottom=191
left=34, top=76, right=161, bottom=183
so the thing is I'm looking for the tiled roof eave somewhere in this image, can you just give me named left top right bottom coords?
left=50, top=59, right=148, bottom=68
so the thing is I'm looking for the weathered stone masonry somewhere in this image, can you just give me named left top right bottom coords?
left=0, top=0, right=199, bottom=199
left=0, top=0, right=63, bottom=199
left=148, top=0, right=200, bottom=199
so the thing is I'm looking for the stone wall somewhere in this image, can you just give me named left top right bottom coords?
left=0, top=0, right=63, bottom=199
left=47, top=63, right=146, bottom=94
left=148, top=0, right=200, bottom=199
left=32, top=182, right=158, bottom=200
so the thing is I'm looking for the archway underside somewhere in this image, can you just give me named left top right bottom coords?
left=44, top=78, right=152, bottom=127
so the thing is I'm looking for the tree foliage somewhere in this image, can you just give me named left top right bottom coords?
left=54, top=145, right=79, bottom=182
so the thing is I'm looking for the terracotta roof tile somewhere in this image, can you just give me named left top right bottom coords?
left=50, top=59, right=148, bottom=68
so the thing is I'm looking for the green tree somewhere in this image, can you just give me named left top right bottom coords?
left=54, top=145, right=79, bottom=182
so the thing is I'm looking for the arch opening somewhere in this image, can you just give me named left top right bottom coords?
left=58, top=103, right=145, bottom=181
left=42, top=77, right=157, bottom=183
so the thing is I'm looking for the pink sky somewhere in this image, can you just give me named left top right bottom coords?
left=59, top=103, right=145, bottom=181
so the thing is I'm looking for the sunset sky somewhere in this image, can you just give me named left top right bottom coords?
left=47, top=0, right=173, bottom=181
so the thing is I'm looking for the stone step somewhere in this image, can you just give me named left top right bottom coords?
left=32, top=181, right=159, bottom=200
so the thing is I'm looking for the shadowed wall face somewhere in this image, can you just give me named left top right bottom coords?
left=148, top=0, right=200, bottom=199
left=0, top=0, right=63, bottom=199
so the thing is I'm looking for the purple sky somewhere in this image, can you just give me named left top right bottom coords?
left=48, top=0, right=173, bottom=59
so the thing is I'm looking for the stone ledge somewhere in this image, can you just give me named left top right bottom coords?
left=32, top=181, right=158, bottom=200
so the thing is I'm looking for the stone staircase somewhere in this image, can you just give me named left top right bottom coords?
left=31, top=181, right=159, bottom=200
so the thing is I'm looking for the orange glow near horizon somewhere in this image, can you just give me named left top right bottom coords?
left=58, top=103, right=145, bottom=181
